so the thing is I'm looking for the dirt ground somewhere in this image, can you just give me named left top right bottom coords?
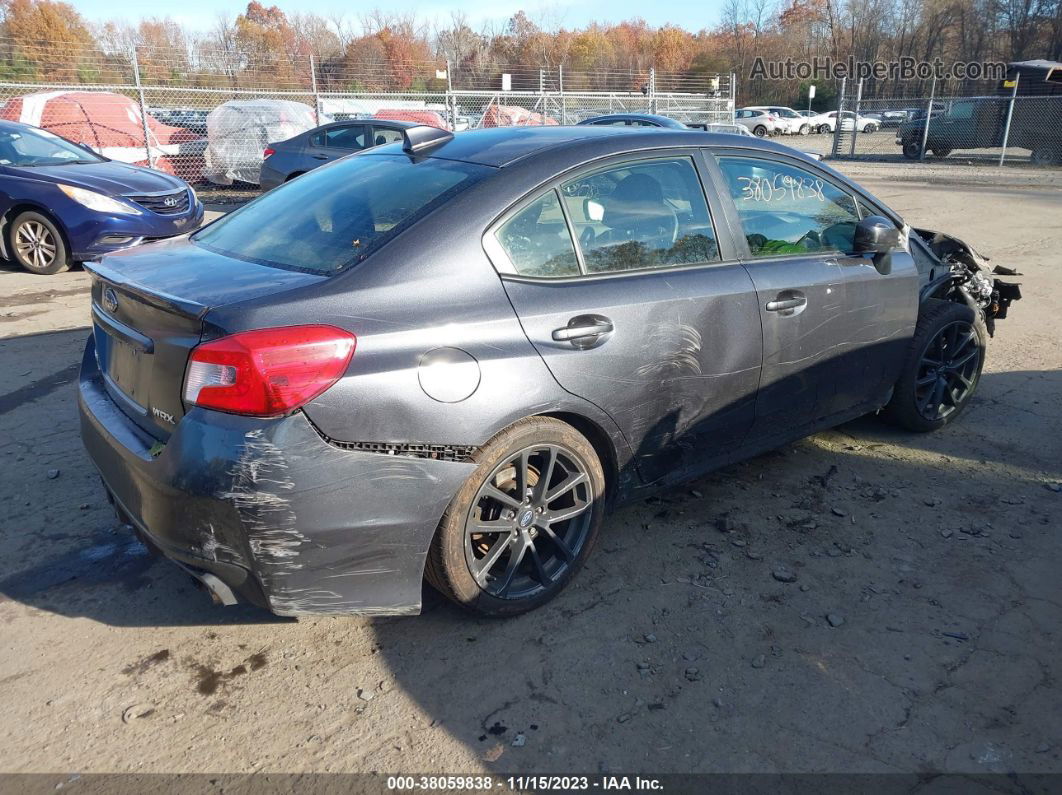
left=1, top=163, right=1060, bottom=779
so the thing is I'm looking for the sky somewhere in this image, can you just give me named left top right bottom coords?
left=71, top=0, right=728, bottom=34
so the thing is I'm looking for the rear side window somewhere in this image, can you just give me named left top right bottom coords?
left=193, top=155, right=488, bottom=274
left=496, top=191, right=579, bottom=278
left=717, top=156, right=860, bottom=257
left=320, top=124, right=367, bottom=149
left=370, top=127, right=404, bottom=147
left=562, top=157, right=718, bottom=273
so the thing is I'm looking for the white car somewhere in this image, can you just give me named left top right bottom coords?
left=743, top=106, right=807, bottom=134
left=822, top=111, right=881, bottom=133
left=797, top=110, right=835, bottom=133
left=703, top=122, right=755, bottom=136
left=734, top=108, right=783, bottom=137
left=765, top=106, right=814, bottom=135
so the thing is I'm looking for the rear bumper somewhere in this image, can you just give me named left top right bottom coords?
left=77, top=337, right=476, bottom=616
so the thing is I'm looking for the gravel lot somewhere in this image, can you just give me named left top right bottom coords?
left=1, top=164, right=1060, bottom=779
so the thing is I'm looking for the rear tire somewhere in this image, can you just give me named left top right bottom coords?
left=862, top=124, right=875, bottom=133
left=932, top=147, right=952, bottom=158
left=425, top=417, right=606, bottom=617
left=883, top=299, right=986, bottom=433
left=8, top=211, right=69, bottom=275
left=753, top=125, right=767, bottom=137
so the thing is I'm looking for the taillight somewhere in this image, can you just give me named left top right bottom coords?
left=263, top=147, right=276, bottom=158
left=183, top=325, right=356, bottom=417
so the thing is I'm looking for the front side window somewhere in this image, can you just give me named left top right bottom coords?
left=194, top=154, right=488, bottom=274
left=949, top=102, right=975, bottom=120
left=495, top=190, right=580, bottom=278
left=560, top=157, right=719, bottom=274
left=718, top=156, right=860, bottom=257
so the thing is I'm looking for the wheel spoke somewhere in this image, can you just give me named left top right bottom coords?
left=948, top=348, right=978, bottom=372
left=514, top=450, right=530, bottom=501
left=539, top=524, right=575, bottom=562
left=916, top=373, right=936, bottom=387
left=467, top=517, right=514, bottom=535
left=495, top=539, right=528, bottom=596
left=471, top=534, right=513, bottom=584
left=545, top=471, right=587, bottom=503
left=528, top=543, right=553, bottom=585
left=482, top=484, right=521, bottom=510
left=543, top=497, right=590, bottom=524
left=532, top=446, right=557, bottom=502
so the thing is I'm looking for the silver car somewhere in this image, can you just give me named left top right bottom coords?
left=79, top=125, right=1018, bottom=618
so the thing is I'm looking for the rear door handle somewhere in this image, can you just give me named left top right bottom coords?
left=552, top=315, right=614, bottom=349
left=766, top=294, right=807, bottom=313
left=312, top=154, right=329, bottom=160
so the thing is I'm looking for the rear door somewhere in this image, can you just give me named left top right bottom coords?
left=709, top=152, right=917, bottom=441
left=486, top=152, right=762, bottom=483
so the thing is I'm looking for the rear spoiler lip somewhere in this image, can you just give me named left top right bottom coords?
left=84, top=258, right=210, bottom=320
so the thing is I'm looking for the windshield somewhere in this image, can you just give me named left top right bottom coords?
left=193, top=153, right=490, bottom=275
left=0, top=127, right=104, bottom=167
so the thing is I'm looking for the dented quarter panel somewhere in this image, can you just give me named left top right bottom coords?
left=80, top=337, right=475, bottom=615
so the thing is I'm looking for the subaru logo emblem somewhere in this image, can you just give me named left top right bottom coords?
left=163, top=196, right=178, bottom=207
left=103, top=287, right=118, bottom=313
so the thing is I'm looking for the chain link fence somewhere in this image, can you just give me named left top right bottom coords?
left=825, top=73, right=1062, bottom=167
left=0, top=48, right=734, bottom=187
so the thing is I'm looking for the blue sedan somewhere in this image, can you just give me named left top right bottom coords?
left=0, top=120, right=204, bottom=274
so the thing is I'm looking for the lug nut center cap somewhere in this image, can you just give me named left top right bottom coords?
left=518, top=509, right=535, bottom=528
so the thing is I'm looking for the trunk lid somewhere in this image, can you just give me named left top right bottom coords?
left=86, top=236, right=327, bottom=440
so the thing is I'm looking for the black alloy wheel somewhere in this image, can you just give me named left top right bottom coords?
left=464, top=444, right=593, bottom=600
left=913, top=320, right=981, bottom=423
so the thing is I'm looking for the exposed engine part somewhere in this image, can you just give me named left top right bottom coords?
left=914, top=228, right=1023, bottom=337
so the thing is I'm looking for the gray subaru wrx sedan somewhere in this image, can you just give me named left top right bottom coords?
left=79, top=125, right=1019, bottom=617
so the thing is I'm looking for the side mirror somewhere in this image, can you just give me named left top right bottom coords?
left=854, top=215, right=900, bottom=275
left=854, top=215, right=900, bottom=253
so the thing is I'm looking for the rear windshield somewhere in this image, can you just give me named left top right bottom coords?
left=192, top=154, right=489, bottom=274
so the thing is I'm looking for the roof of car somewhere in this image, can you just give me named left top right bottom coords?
left=360, top=125, right=823, bottom=168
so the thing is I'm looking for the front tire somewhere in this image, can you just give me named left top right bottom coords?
left=902, top=139, right=923, bottom=159
left=425, top=417, right=606, bottom=616
left=883, top=299, right=986, bottom=433
left=8, top=211, right=69, bottom=275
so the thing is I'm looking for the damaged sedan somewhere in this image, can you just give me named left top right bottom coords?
left=79, top=125, right=1020, bottom=617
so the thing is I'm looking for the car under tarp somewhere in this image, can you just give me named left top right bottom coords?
left=204, top=99, right=317, bottom=185
left=0, top=90, right=204, bottom=182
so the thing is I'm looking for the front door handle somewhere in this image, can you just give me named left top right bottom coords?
left=766, top=293, right=807, bottom=314
left=552, top=315, right=614, bottom=349
left=312, top=153, right=329, bottom=160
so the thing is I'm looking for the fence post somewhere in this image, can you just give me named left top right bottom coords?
left=849, top=77, right=863, bottom=157
left=309, top=54, right=320, bottom=125
left=831, top=76, right=846, bottom=157
left=730, top=71, right=737, bottom=123
left=999, top=73, right=1019, bottom=166
left=919, top=76, right=936, bottom=162
left=649, top=68, right=657, bottom=114
left=130, top=47, right=155, bottom=170
left=559, top=64, right=566, bottom=124
left=445, top=60, right=455, bottom=130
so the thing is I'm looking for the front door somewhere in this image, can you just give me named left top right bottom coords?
left=487, top=154, right=762, bottom=483
left=712, top=153, right=916, bottom=442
